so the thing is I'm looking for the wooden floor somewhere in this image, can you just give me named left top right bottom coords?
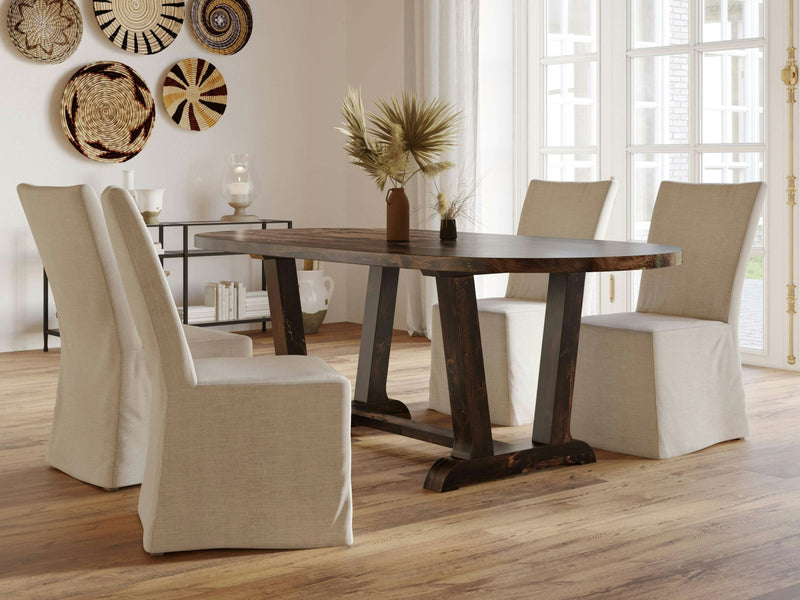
left=2, top=322, right=800, bottom=600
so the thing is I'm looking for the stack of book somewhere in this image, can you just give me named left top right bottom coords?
left=175, top=282, right=269, bottom=324
left=244, top=290, right=269, bottom=318
left=176, top=305, right=215, bottom=323
left=204, top=281, right=246, bottom=320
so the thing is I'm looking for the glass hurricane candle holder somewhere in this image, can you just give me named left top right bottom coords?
left=221, top=153, right=258, bottom=222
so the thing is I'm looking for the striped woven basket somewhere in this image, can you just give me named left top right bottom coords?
left=93, top=0, right=184, bottom=54
left=163, top=58, right=228, bottom=131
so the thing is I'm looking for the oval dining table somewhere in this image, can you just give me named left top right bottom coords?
left=195, top=228, right=682, bottom=492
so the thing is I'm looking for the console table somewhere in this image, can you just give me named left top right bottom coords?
left=42, top=218, right=292, bottom=351
left=195, top=227, right=681, bottom=492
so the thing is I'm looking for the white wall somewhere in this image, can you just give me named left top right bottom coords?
left=0, top=0, right=356, bottom=351
left=343, top=0, right=410, bottom=329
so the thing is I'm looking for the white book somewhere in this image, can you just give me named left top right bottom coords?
left=203, top=282, right=217, bottom=307
left=236, top=282, right=246, bottom=318
left=221, top=281, right=231, bottom=318
left=221, top=281, right=239, bottom=319
left=216, top=282, right=226, bottom=320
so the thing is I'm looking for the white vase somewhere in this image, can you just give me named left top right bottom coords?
left=136, top=188, right=165, bottom=225
left=297, top=270, right=334, bottom=333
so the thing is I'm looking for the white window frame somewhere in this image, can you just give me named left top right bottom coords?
left=626, top=2, right=768, bottom=358
left=505, top=0, right=791, bottom=367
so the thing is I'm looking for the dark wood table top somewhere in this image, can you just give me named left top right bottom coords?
left=195, top=228, right=681, bottom=275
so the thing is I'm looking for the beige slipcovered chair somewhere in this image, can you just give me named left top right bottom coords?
left=428, top=179, right=618, bottom=426
left=571, top=181, right=766, bottom=459
left=18, top=184, right=252, bottom=490
left=101, top=186, right=352, bottom=553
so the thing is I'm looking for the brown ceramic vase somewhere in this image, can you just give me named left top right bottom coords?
left=385, top=187, right=410, bottom=242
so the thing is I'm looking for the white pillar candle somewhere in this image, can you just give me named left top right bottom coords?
left=122, top=170, right=135, bottom=190
left=229, top=182, right=250, bottom=195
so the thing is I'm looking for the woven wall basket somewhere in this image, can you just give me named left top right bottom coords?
left=191, top=0, right=252, bottom=55
left=163, top=58, right=227, bottom=131
left=93, top=0, right=184, bottom=55
left=61, top=61, right=155, bottom=163
left=7, top=0, right=83, bottom=64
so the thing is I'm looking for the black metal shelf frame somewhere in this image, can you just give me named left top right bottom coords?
left=42, top=218, right=292, bottom=351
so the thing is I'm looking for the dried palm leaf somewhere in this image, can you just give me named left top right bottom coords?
left=338, top=86, right=460, bottom=191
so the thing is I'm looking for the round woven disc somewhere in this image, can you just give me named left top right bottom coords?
left=191, top=0, right=252, bottom=55
left=7, top=0, right=83, bottom=64
left=93, top=0, right=184, bottom=54
left=163, top=58, right=227, bottom=131
left=61, top=61, right=155, bottom=163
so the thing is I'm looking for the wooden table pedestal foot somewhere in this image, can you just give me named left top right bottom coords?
left=423, top=440, right=596, bottom=492
left=352, top=399, right=411, bottom=419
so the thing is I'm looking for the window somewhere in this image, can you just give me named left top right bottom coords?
left=480, top=0, right=769, bottom=353
left=628, top=0, right=765, bottom=349
left=542, top=0, right=599, bottom=181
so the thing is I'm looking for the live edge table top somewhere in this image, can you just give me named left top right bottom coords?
left=194, top=228, right=682, bottom=274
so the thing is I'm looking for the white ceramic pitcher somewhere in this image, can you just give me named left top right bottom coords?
left=297, top=270, right=334, bottom=334
left=297, top=270, right=334, bottom=314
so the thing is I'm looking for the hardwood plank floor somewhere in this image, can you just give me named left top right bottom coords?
left=2, top=322, right=800, bottom=599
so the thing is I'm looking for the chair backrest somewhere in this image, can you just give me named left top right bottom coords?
left=636, top=181, right=766, bottom=325
left=18, top=184, right=152, bottom=486
left=101, top=186, right=196, bottom=393
left=18, top=184, right=141, bottom=354
left=506, top=179, right=618, bottom=301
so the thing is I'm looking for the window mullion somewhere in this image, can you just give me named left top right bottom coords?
left=627, top=44, right=691, bottom=58
left=541, top=145, right=599, bottom=154
left=696, top=37, right=766, bottom=52
left=690, top=0, right=698, bottom=180
left=696, top=142, right=767, bottom=152
left=512, top=0, right=529, bottom=225
left=541, top=53, right=599, bottom=65
left=535, top=0, right=544, bottom=179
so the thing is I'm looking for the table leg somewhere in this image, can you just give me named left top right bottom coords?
left=533, top=272, right=590, bottom=446
left=43, top=269, right=49, bottom=352
left=262, top=257, right=306, bottom=356
left=423, top=271, right=595, bottom=492
left=433, top=274, right=493, bottom=460
left=352, top=265, right=411, bottom=418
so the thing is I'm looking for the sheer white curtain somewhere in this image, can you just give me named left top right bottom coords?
left=404, top=0, right=480, bottom=337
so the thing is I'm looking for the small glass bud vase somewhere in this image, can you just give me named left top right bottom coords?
left=221, top=153, right=259, bottom=222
